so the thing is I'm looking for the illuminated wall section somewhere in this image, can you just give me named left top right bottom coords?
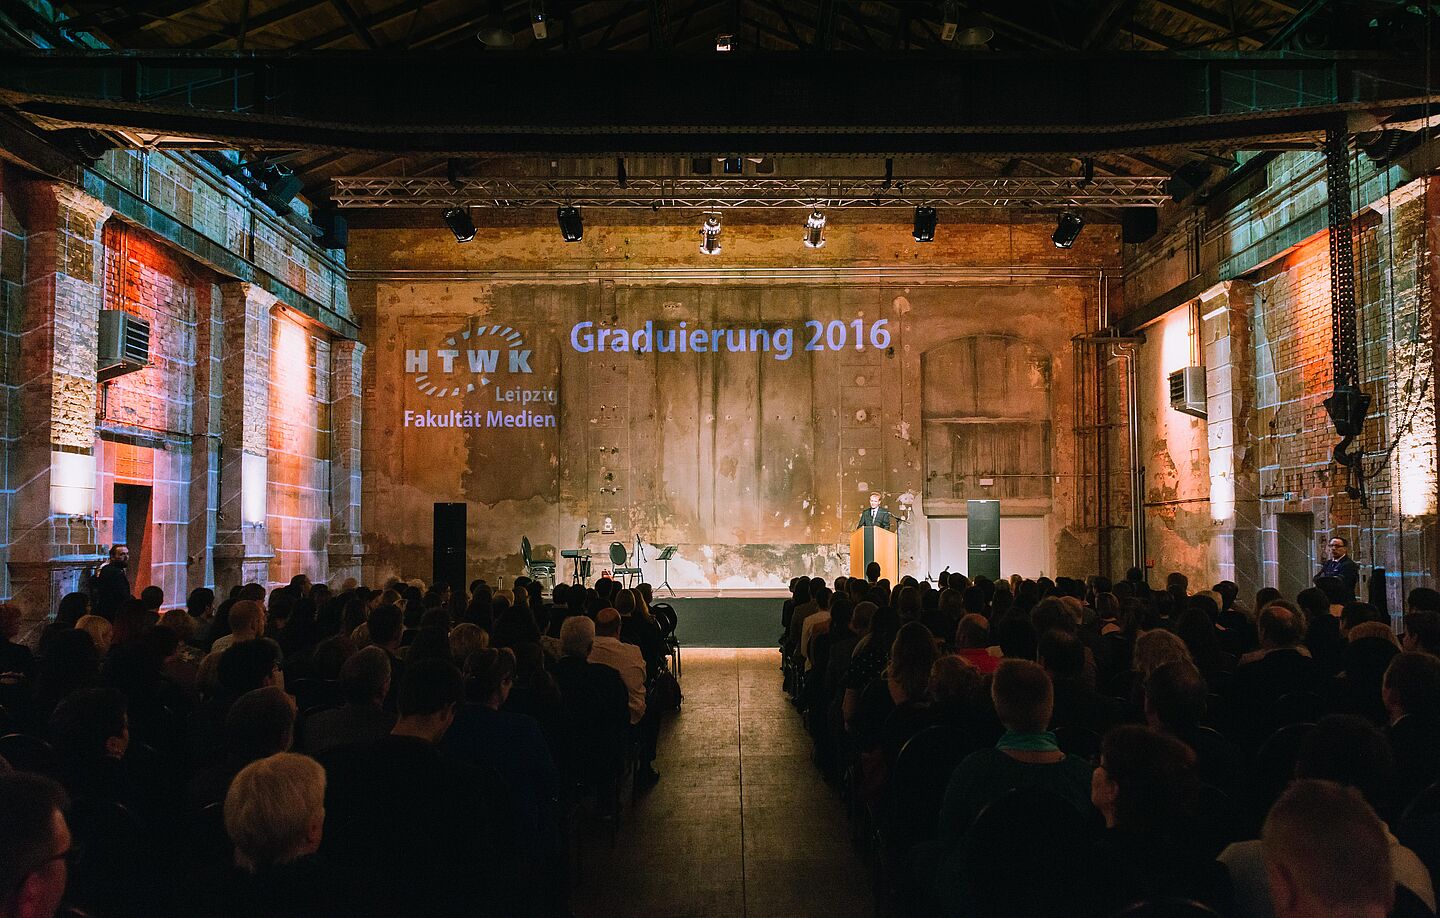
left=267, top=310, right=332, bottom=584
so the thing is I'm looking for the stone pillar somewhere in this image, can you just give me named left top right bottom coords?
left=328, top=338, right=366, bottom=584
left=8, top=181, right=112, bottom=629
left=186, top=281, right=223, bottom=591
left=214, top=282, right=275, bottom=590
left=1203, top=281, right=1262, bottom=600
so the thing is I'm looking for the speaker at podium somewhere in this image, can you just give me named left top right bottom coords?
left=851, top=521, right=899, bottom=583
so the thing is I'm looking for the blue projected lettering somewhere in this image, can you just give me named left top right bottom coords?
left=568, top=319, right=888, bottom=360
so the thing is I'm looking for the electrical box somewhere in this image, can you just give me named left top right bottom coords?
left=1169, top=366, right=1207, bottom=418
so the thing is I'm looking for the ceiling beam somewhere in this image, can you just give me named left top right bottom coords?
left=328, top=0, right=380, bottom=49
left=1081, top=0, right=1139, bottom=49
left=189, top=0, right=325, bottom=49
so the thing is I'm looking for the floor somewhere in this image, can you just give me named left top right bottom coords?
left=572, top=648, right=874, bottom=917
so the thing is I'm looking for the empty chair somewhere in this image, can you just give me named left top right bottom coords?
left=521, top=536, right=556, bottom=589
left=608, top=542, right=641, bottom=588
left=650, top=602, right=681, bottom=677
left=884, top=725, right=975, bottom=854
left=0, top=732, right=61, bottom=776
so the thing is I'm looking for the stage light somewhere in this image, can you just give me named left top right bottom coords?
left=721, top=157, right=743, bottom=174
left=716, top=33, right=733, bottom=51
left=476, top=25, right=514, bottom=46
left=913, top=206, right=937, bottom=243
left=700, top=213, right=722, bottom=255
left=443, top=207, right=476, bottom=243
left=1052, top=212, right=1083, bottom=249
left=557, top=205, right=583, bottom=242
left=803, top=209, right=827, bottom=249
left=529, top=0, right=547, bottom=39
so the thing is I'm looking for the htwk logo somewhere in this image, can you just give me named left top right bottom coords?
left=407, top=320, right=533, bottom=398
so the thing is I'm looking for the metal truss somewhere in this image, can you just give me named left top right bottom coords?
left=331, top=175, right=1171, bottom=209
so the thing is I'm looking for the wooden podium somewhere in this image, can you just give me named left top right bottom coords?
left=850, top=524, right=899, bottom=583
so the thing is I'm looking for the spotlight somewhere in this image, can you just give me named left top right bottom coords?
left=444, top=207, right=476, bottom=243
left=803, top=209, right=827, bottom=249
left=721, top=156, right=743, bottom=174
left=556, top=205, right=583, bottom=242
left=1052, top=211, right=1084, bottom=249
left=699, top=213, right=722, bottom=255
left=476, top=25, right=514, bottom=46
left=913, top=206, right=937, bottom=243
left=529, top=0, right=547, bottom=39
left=716, top=33, right=733, bottom=51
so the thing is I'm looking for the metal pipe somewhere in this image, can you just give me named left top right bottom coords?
left=1111, top=341, right=1146, bottom=575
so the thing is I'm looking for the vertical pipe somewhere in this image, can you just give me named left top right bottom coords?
left=1113, top=343, right=1145, bottom=575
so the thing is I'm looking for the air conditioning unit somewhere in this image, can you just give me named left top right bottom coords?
left=1169, top=366, right=1207, bottom=418
left=97, top=310, right=150, bottom=381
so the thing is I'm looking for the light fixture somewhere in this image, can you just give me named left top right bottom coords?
left=716, top=33, right=733, bottom=51
left=940, top=0, right=960, bottom=40
left=443, top=207, right=475, bottom=243
left=700, top=213, right=722, bottom=255
left=1052, top=211, right=1083, bottom=249
left=476, top=25, right=514, bottom=46
left=557, top=205, right=583, bottom=242
left=721, top=156, right=743, bottom=174
left=913, top=206, right=937, bottom=243
left=803, top=209, right=827, bottom=248
left=529, top=0, right=547, bottom=39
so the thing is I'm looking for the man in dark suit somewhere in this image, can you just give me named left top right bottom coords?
left=1226, top=603, right=1319, bottom=742
left=94, top=544, right=132, bottom=621
left=1384, top=651, right=1440, bottom=810
left=1317, top=535, right=1360, bottom=599
left=855, top=493, right=893, bottom=530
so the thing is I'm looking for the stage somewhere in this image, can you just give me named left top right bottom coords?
left=660, top=595, right=783, bottom=649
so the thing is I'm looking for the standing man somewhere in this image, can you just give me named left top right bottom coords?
left=1317, top=536, right=1360, bottom=599
left=855, top=493, right=893, bottom=530
left=93, top=545, right=132, bottom=622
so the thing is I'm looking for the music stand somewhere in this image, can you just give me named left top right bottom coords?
left=657, top=546, right=678, bottom=596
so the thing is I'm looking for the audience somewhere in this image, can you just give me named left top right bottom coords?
left=298, top=646, right=395, bottom=755
left=0, top=772, right=72, bottom=918
left=1260, top=780, right=1395, bottom=918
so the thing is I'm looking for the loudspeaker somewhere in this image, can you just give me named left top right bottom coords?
left=1122, top=209, right=1158, bottom=244
left=314, top=209, right=348, bottom=250
left=967, top=500, right=1001, bottom=580
left=433, top=503, right=467, bottom=594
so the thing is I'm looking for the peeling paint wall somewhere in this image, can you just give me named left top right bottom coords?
left=352, top=218, right=1118, bottom=590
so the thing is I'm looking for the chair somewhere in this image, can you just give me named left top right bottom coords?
left=1253, top=722, right=1316, bottom=815
left=186, top=800, right=232, bottom=872
left=1054, top=726, right=1102, bottom=762
left=609, top=542, right=641, bottom=588
left=288, top=678, right=342, bottom=713
left=954, top=788, right=1098, bottom=917
left=521, top=536, right=556, bottom=590
left=0, top=733, right=61, bottom=776
left=1106, top=899, right=1223, bottom=918
left=885, top=725, right=973, bottom=852
left=651, top=601, right=681, bottom=678
left=1268, top=691, right=1328, bottom=732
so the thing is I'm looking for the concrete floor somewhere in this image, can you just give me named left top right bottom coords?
left=572, top=648, right=874, bottom=918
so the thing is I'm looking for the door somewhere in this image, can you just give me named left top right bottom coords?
left=1276, top=512, right=1315, bottom=599
left=433, top=503, right=467, bottom=595
left=113, top=483, right=152, bottom=592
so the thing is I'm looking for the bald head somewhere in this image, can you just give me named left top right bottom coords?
left=229, top=601, right=267, bottom=639
left=595, top=607, right=621, bottom=638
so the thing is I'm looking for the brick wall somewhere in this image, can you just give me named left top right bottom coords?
left=267, top=312, right=332, bottom=585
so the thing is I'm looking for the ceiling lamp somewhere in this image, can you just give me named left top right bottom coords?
left=476, top=25, right=514, bottom=46
left=716, top=33, right=733, bottom=51
left=700, top=213, right=722, bottom=255
left=557, top=205, right=583, bottom=242
left=443, top=207, right=476, bottom=243
left=913, top=206, right=938, bottom=243
left=803, top=209, right=827, bottom=249
left=1052, top=212, right=1084, bottom=249
left=529, top=0, right=547, bottom=39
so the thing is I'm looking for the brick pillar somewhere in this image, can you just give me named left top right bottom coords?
left=214, top=282, right=275, bottom=590
left=1203, top=281, right=1262, bottom=600
left=187, top=280, right=223, bottom=591
left=8, top=181, right=111, bottom=628
left=328, top=338, right=366, bottom=584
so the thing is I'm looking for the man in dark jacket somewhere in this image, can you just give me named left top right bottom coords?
left=549, top=616, right=630, bottom=795
left=94, top=545, right=132, bottom=621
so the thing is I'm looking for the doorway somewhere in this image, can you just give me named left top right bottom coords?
left=1276, top=512, right=1315, bottom=599
left=113, top=483, right=153, bottom=592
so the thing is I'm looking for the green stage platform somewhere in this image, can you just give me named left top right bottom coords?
left=666, top=597, right=782, bottom=648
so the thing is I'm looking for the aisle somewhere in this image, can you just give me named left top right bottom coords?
left=572, top=648, right=874, bottom=918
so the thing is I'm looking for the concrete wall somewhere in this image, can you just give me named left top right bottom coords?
left=352, top=217, right=1120, bottom=591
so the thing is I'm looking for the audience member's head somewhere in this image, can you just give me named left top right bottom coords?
left=1383, top=651, right=1440, bottom=724
left=990, top=659, right=1053, bottom=735
left=1294, top=714, right=1394, bottom=812
left=0, top=604, right=21, bottom=644
left=448, top=623, right=487, bottom=662
left=186, top=587, right=216, bottom=620
left=340, top=646, right=390, bottom=706
left=929, top=655, right=983, bottom=707
left=225, top=686, right=296, bottom=762
left=227, top=601, right=266, bottom=640
left=1408, top=587, right=1440, bottom=615
left=55, top=592, right=90, bottom=628
left=1037, top=629, right=1085, bottom=681
left=394, top=660, right=465, bottom=741
left=48, top=687, right=128, bottom=762
left=74, top=615, right=113, bottom=656
left=464, top=648, right=517, bottom=707
left=955, top=614, right=989, bottom=651
left=559, top=615, right=596, bottom=659
left=138, top=586, right=164, bottom=612
left=367, top=604, right=404, bottom=650
left=1402, top=611, right=1440, bottom=656
left=1346, top=621, right=1399, bottom=648
left=595, top=607, right=622, bottom=638
left=0, top=773, right=71, bottom=918
left=887, top=623, right=938, bottom=704
left=1133, top=629, right=1194, bottom=679
left=1296, top=587, right=1330, bottom=621
left=1258, top=601, right=1306, bottom=649
left=1262, top=780, right=1392, bottom=918
left=224, top=753, right=326, bottom=873
left=1144, top=661, right=1208, bottom=732
left=1091, top=725, right=1195, bottom=834
left=217, top=638, right=284, bottom=698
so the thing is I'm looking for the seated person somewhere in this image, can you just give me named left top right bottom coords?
left=1384, top=652, right=1440, bottom=811
left=0, top=772, right=72, bottom=918
left=1144, top=660, right=1245, bottom=795
left=298, top=647, right=395, bottom=755
left=1226, top=603, right=1318, bottom=741
left=1039, top=629, right=1128, bottom=737
left=937, top=659, right=1095, bottom=848
left=954, top=614, right=1001, bottom=675
left=213, top=752, right=337, bottom=918
left=187, top=687, right=296, bottom=811
left=1262, top=780, right=1394, bottom=918
left=549, top=616, right=629, bottom=792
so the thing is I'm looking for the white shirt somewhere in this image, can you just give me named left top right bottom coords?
left=1219, top=831, right=1435, bottom=918
left=800, top=611, right=831, bottom=670
left=589, top=635, right=647, bottom=725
